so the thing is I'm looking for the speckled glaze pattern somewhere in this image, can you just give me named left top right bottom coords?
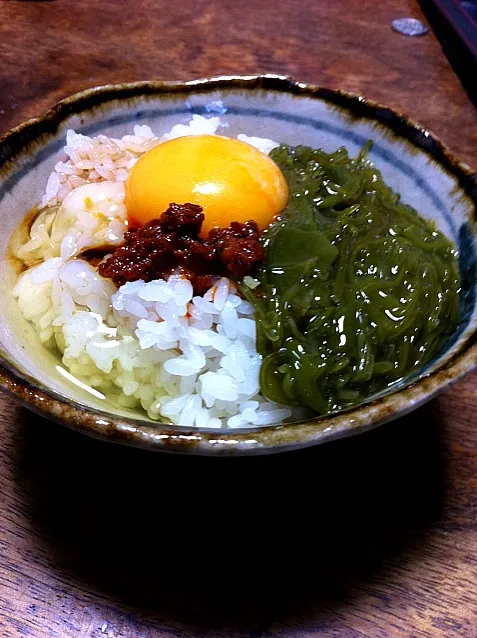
left=0, top=75, right=476, bottom=455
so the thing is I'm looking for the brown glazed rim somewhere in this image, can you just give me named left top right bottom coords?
left=0, top=74, right=476, bottom=456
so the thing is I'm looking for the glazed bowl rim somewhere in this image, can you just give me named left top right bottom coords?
left=0, top=74, right=476, bottom=455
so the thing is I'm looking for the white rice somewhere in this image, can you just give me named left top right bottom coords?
left=13, top=116, right=302, bottom=428
left=39, top=115, right=279, bottom=210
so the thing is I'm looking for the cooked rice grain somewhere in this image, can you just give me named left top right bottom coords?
left=13, top=116, right=299, bottom=428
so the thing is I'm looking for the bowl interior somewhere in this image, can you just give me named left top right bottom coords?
left=0, top=80, right=476, bottom=433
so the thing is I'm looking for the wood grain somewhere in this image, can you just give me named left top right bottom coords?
left=0, top=0, right=476, bottom=636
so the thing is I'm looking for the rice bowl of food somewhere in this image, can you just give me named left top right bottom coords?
left=0, top=76, right=476, bottom=454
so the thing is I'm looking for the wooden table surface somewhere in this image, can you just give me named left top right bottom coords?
left=1, top=1, right=476, bottom=636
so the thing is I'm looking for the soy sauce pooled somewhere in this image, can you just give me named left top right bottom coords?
left=243, top=143, right=461, bottom=414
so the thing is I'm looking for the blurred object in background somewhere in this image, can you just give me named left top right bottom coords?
left=392, top=17, right=429, bottom=36
left=419, top=0, right=477, bottom=106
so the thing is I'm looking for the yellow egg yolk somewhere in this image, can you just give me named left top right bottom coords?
left=125, top=135, right=289, bottom=235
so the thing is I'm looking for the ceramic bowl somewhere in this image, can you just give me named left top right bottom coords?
left=0, top=75, right=476, bottom=455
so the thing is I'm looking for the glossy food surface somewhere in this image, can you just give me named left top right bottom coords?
left=244, top=144, right=461, bottom=413
left=125, top=135, right=289, bottom=234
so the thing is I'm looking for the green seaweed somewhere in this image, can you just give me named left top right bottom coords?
left=243, top=143, right=461, bottom=414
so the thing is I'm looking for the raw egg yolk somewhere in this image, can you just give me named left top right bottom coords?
left=125, top=135, right=289, bottom=234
